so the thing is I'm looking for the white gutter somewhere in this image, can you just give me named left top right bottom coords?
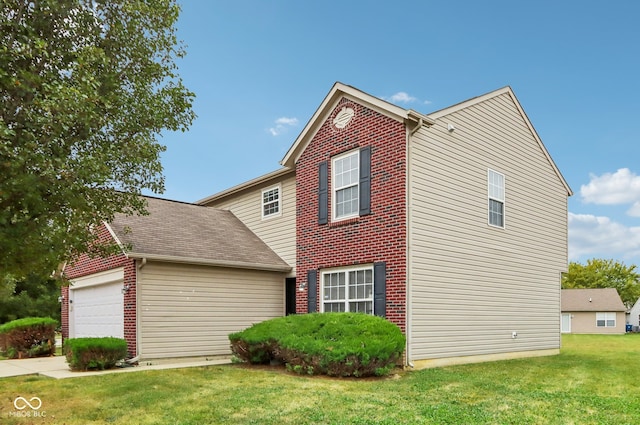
left=407, top=110, right=435, bottom=136
left=126, top=252, right=292, bottom=273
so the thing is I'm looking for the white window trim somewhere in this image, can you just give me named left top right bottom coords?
left=596, top=312, right=616, bottom=328
left=320, top=264, right=373, bottom=314
left=261, top=184, right=281, bottom=220
left=332, top=149, right=360, bottom=222
left=488, top=168, right=505, bottom=229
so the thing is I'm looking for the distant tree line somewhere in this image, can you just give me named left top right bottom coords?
left=561, top=258, right=640, bottom=308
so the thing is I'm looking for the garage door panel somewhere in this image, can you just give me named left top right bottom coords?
left=71, top=281, right=124, bottom=339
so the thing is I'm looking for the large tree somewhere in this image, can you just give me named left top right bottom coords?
left=561, top=259, right=640, bottom=308
left=0, top=0, right=195, bottom=280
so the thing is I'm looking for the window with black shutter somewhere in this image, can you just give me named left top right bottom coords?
left=319, top=147, right=371, bottom=223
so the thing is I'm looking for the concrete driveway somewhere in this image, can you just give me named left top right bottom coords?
left=0, top=356, right=230, bottom=379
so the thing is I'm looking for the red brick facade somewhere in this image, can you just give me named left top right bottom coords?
left=61, top=223, right=137, bottom=357
left=295, top=97, right=408, bottom=332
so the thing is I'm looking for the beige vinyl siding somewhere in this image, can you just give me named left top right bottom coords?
left=205, top=174, right=296, bottom=275
left=408, top=92, right=568, bottom=361
left=138, top=262, right=285, bottom=359
left=565, top=312, right=626, bottom=334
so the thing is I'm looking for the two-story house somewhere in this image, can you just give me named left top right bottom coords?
left=201, top=82, right=572, bottom=367
left=63, top=82, right=572, bottom=368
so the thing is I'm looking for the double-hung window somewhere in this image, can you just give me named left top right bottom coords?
left=596, top=312, right=616, bottom=327
left=318, top=147, right=370, bottom=225
left=322, top=266, right=373, bottom=314
left=488, top=169, right=505, bottom=228
left=262, top=185, right=281, bottom=219
left=332, top=150, right=360, bottom=220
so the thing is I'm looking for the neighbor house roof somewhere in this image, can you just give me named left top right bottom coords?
left=106, top=196, right=291, bottom=272
left=561, top=288, right=626, bottom=312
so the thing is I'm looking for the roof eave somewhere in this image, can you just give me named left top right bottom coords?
left=127, top=252, right=292, bottom=273
left=197, top=167, right=294, bottom=205
left=103, top=221, right=128, bottom=255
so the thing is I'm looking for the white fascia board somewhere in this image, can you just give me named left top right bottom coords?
left=127, top=252, right=292, bottom=273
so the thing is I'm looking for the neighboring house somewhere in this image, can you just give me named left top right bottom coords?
left=62, top=197, right=290, bottom=359
left=201, top=82, right=572, bottom=368
left=561, top=288, right=627, bottom=334
left=626, top=297, right=640, bottom=331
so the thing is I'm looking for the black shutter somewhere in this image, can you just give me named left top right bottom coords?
left=373, top=262, right=386, bottom=317
left=318, top=161, right=328, bottom=224
left=307, top=269, right=318, bottom=313
left=359, top=146, right=371, bottom=216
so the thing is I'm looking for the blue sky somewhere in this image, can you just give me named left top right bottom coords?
left=157, top=0, right=640, bottom=266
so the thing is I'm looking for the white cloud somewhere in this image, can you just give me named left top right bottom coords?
left=388, top=92, right=416, bottom=104
left=568, top=212, right=640, bottom=261
left=275, top=117, right=298, bottom=126
left=268, top=116, right=298, bottom=136
left=628, top=202, right=640, bottom=217
left=382, top=91, right=433, bottom=106
left=580, top=168, right=640, bottom=207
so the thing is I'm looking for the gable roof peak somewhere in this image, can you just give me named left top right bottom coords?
left=280, top=81, right=435, bottom=168
left=426, top=85, right=572, bottom=196
left=426, top=85, right=514, bottom=119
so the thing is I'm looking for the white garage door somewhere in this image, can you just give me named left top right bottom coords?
left=70, top=269, right=124, bottom=339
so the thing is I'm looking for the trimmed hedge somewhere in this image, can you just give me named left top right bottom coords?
left=64, top=337, right=128, bottom=371
left=0, top=317, right=57, bottom=358
left=229, top=313, right=405, bottom=377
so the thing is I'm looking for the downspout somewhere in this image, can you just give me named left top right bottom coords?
left=126, top=258, right=147, bottom=364
left=138, top=257, right=147, bottom=271
left=409, top=117, right=423, bottom=136
left=405, top=113, right=432, bottom=368
left=405, top=120, right=416, bottom=367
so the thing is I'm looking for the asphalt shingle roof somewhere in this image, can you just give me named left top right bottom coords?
left=108, top=196, right=291, bottom=272
left=561, top=288, right=626, bottom=312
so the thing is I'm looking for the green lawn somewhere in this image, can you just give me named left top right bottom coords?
left=1, top=334, right=639, bottom=424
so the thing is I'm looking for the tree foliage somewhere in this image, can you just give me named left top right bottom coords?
left=0, top=0, right=195, bottom=280
left=0, top=274, right=61, bottom=324
left=562, top=259, right=640, bottom=308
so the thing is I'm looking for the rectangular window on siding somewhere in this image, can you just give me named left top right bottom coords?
left=488, top=169, right=505, bottom=228
left=262, top=185, right=281, bottom=219
left=321, top=266, right=373, bottom=314
left=332, top=150, right=359, bottom=220
left=596, top=312, right=616, bottom=327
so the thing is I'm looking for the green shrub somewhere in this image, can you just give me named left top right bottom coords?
left=229, top=313, right=405, bottom=377
left=64, top=337, right=128, bottom=371
left=0, top=317, right=57, bottom=358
